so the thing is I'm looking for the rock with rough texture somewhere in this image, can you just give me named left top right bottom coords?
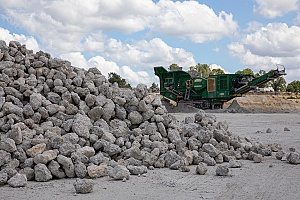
left=74, top=162, right=88, bottom=178
left=26, top=143, right=47, bottom=157
left=195, top=162, right=208, bottom=175
left=109, top=165, right=130, bottom=180
left=216, top=165, right=229, bottom=176
left=287, top=152, right=300, bottom=164
left=253, top=154, right=264, bottom=163
left=127, top=165, right=147, bottom=175
left=202, top=143, right=220, bottom=158
left=34, top=163, right=52, bottom=182
left=128, top=111, right=143, bottom=125
left=0, top=138, right=17, bottom=152
left=0, top=172, right=8, bottom=185
left=48, top=160, right=66, bottom=179
left=73, top=178, right=95, bottom=194
left=229, top=159, right=242, bottom=168
left=87, top=165, right=108, bottom=178
left=57, top=155, right=75, bottom=178
left=7, top=173, right=27, bottom=187
left=72, top=113, right=93, bottom=139
left=77, top=146, right=95, bottom=158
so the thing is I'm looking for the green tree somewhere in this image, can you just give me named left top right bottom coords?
left=210, top=68, right=225, bottom=75
left=270, top=77, right=286, bottom=94
left=168, top=63, right=180, bottom=70
left=189, top=63, right=211, bottom=78
left=286, top=80, right=300, bottom=93
left=150, top=82, right=159, bottom=92
left=235, top=68, right=255, bottom=77
left=108, top=72, right=132, bottom=88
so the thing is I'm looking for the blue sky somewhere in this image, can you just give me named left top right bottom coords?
left=0, top=0, right=299, bottom=86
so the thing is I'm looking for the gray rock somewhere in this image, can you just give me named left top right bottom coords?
left=202, top=143, right=220, bottom=158
left=57, top=155, right=75, bottom=178
left=109, top=165, right=130, bottom=180
left=229, top=159, right=242, bottom=168
left=115, top=104, right=127, bottom=120
left=164, top=151, right=181, bottom=167
left=85, top=94, right=96, bottom=107
left=18, top=167, right=35, bottom=181
left=169, top=160, right=183, bottom=170
left=0, top=138, right=17, bottom=152
left=253, top=154, right=264, bottom=163
left=7, top=173, right=27, bottom=187
left=72, top=113, right=93, bottom=139
left=71, top=152, right=89, bottom=164
left=77, top=146, right=95, bottom=158
left=58, top=142, right=77, bottom=157
left=47, top=92, right=61, bottom=104
left=203, top=156, right=216, bottom=166
left=9, top=122, right=25, bottom=144
left=89, top=153, right=106, bottom=165
left=167, top=128, right=181, bottom=143
left=128, top=111, right=143, bottom=125
left=88, top=106, right=104, bottom=121
left=73, top=178, right=95, bottom=194
left=48, top=160, right=66, bottom=179
left=195, top=162, right=208, bottom=175
left=74, top=162, right=87, bottom=178
left=103, top=143, right=121, bottom=156
left=102, top=99, right=115, bottom=121
left=29, top=93, right=43, bottom=111
left=34, top=163, right=52, bottom=181
left=101, top=130, right=116, bottom=143
left=266, top=128, right=272, bottom=133
left=275, top=151, right=285, bottom=160
left=134, top=84, right=148, bottom=99
left=216, top=165, right=229, bottom=176
left=127, top=165, right=147, bottom=175
left=194, top=110, right=206, bottom=122
left=198, top=130, right=212, bottom=144
left=287, top=152, right=300, bottom=164
left=0, top=172, right=8, bottom=185
left=23, top=104, right=34, bottom=117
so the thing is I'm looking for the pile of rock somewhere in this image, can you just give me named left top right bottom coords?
left=0, top=40, right=289, bottom=188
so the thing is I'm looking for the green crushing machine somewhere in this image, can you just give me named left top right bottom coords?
left=154, top=65, right=286, bottom=109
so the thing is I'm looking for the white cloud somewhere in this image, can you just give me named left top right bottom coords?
left=254, top=0, right=299, bottom=18
left=60, top=52, right=157, bottom=87
left=210, top=64, right=230, bottom=74
left=0, top=27, right=40, bottom=52
left=104, top=38, right=196, bottom=70
left=152, top=1, right=238, bottom=43
left=244, top=21, right=263, bottom=33
left=60, top=52, right=89, bottom=70
left=228, top=23, right=300, bottom=82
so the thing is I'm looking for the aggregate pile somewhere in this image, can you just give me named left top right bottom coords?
left=0, top=40, right=298, bottom=188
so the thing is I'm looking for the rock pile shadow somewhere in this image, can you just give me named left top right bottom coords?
left=0, top=41, right=299, bottom=188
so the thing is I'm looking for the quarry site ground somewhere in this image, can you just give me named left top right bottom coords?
left=1, top=94, right=300, bottom=200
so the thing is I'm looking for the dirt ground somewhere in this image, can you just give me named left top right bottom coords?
left=1, top=112, right=300, bottom=200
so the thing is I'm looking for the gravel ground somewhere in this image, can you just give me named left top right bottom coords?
left=1, top=112, right=300, bottom=200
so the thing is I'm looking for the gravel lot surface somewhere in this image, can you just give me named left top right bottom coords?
left=1, top=112, right=300, bottom=200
